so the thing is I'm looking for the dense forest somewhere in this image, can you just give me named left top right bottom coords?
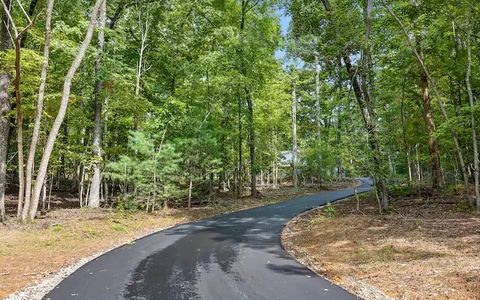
left=0, top=0, right=479, bottom=223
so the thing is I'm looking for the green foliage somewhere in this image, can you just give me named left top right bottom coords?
left=324, top=202, right=337, bottom=219
left=4, top=0, right=480, bottom=214
left=105, top=131, right=181, bottom=208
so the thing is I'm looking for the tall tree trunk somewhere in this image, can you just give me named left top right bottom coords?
left=14, top=37, right=26, bottom=220
left=237, top=90, right=243, bottom=198
left=2, top=0, right=35, bottom=221
left=400, top=82, right=412, bottom=185
left=133, top=8, right=149, bottom=130
left=0, top=74, right=8, bottom=222
left=322, top=0, right=388, bottom=212
left=292, top=83, right=298, bottom=188
left=0, top=0, right=11, bottom=222
left=322, top=0, right=388, bottom=211
left=410, top=3, right=443, bottom=188
left=28, top=0, right=105, bottom=221
left=23, top=0, right=55, bottom=221
left=246, top=91, right=256, bottom=195
left=188, top=178, right=192, bottom=209
left=238, top=0, right=256, bottom=196
left=314, top=53, right=322, bottom=184
left=88, top=0, right=106, bottom=208
left=466, top=29, right=480, bottom=209
left=219, top=102, right=228, bottom=191
left=419, top=70, right=442, bottom=188
left=344, top=55, right=388, bottom=212
left=335, top=108, right=342, bottom=179
left=314, top=53, right=321, bottom=138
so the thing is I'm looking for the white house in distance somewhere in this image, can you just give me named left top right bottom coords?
left=279, top=151, right=300, bottom=167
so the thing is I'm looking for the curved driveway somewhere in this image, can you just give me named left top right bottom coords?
left=44, top=179, right=372, bottom=300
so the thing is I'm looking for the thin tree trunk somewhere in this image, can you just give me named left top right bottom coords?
left=466, top=29, right=480, bottom=209
left=0, top=3, right=10, bottom=220
left=188, top=179, right=192, bottom=209
left=336, top=108, right=342, bottom=179
left=1, top=0, right=34, bottom=222
left=407, top=148, right=413, bottom=184
left=79, top=164, right=85, bottom=207
left=133, top=8, right=149, bottom=129
left=41, top=177, right=46, bottom=212
left=14, top=37, right=26, bottom=220
left=246, top=93, right=256, bottom=196
left=292, top=83, right=298, bottom=188
left=415, top=144, right=421, bottom=182
left=239, top=0, right=256, bottom=196
left=322, top=0, right=388, bottom=212
left=400, top=82, right=413, bottom=185
left=47, top=174, right=52, bottom=210
left=23, top=0, right=55, bottom=221
left=237, top=91, right=243, bottom=198
left=88, top=0, right=106, bottom=208
left=315, top=53, right=321, bottom=138
left=209, top=172, right=214, bottom=199
left=28, top=0, right=105, bottom=221
left=314, top=53, right=322, bottom=183
left=0, top=71, right=9, bottom=222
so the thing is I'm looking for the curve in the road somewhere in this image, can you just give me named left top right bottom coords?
left=44, top=178, right=373, bottom=300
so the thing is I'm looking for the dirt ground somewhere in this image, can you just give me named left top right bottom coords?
left=0, top=181, right=353, bottom=299
left=282, top=188, right=480, bottom=300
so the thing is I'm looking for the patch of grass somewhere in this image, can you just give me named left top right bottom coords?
left=43, top=238, right=59, bottom=248
left=353, top=245, right=444, bottom=265
left=324, top=203, right=337, bottom=219
left=51, top=224, right=63, bottom=232
left=110, top=222, right=128, bottom=232
left=388, top=184, right=413, bottom=197
left=82, top=227, right=101, bottom=239
left=454, top=200, right=476, bottom=213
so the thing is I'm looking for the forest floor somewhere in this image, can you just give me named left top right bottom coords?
left=282, top=187, right=480, bottom=300
left=0, top=181, right=354, bottom=299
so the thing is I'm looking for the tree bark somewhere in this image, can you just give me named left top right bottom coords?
left=246, top=91, right=256, bottom=195
left=315, top=53, right=321, bottom=139
left=133, top=8, right=149, bottom=130
left=466, top=29, right=480, bottom=209
left=292, top=83, right=298, bottom=188
left=188, top=178, right=192, bottom=209
left=410, top=2, right=443, bottom=188
left=1, top=0, right=33, bottom=221
left=0, top=0, right=11, bottom=222
left=23, top=0, right=55, bottom=221
left=419, top=70, right=442, bottom=188
left=237, top=89, right=243, bottom=197
left=13, top=37, right=26, bottom=220
left=88, top=0, right=106, bottom=208
left=239, top=0, right=256, bottom=196
left=344, top=55, right=388, bottom=212
left=28, top=0, right=105, bottom=221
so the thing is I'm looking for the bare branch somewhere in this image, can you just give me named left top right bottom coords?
left=3, top=19, right=14, bottom=45
left=15, top=0, right=31, bottom=23
left=0, top=0, right=17, bottom=36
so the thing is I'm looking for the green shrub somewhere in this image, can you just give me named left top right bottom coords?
left=324, top=202, right=337, bottom=219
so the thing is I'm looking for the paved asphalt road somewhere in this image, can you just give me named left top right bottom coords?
left=44, top=179, right=373, bottom=300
